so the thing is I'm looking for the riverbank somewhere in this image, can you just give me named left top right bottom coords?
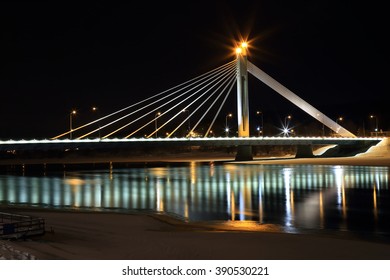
left=2, top=209, right=390, bottom=260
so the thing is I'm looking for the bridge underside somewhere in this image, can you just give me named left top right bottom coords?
left=0, top=138, right=382, bottom=163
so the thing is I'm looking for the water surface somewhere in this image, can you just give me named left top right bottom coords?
left=1, top=162, right=389, bottom=240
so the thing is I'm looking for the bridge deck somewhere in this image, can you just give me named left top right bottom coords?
left=0, top=137, right=383, bottom=151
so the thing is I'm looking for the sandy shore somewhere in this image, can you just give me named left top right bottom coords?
left=1, top=209, right=390, bottom=260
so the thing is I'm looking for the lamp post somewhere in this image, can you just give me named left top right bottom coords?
left=92, top=106, right=101, bottom=139
left=155, top=112, right=161, bottom=138
left=284, top=115, right=291, bottom=127
left=370, top=115, right=378, bottom=137
left=335, top=117, right=343, bottom=136
left=256, top=110, right=263, bottom=136
left=225, top=113, right=232, bottom=137
left=69, top=110, right=76, bottom=139
left=182, top=109, right=191, bottom=135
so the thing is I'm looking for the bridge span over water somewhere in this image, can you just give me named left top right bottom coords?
left=3, top=42, right=382, bottom=161
left=0, top=137, right=383, bottom=160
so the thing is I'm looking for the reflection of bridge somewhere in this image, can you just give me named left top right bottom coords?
left=0, top=164, right=387, bottom=226
left=0, top=42, right=383, bottom=160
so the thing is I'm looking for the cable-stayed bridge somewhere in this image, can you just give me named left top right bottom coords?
left=0, top=43, right=383, bottom=161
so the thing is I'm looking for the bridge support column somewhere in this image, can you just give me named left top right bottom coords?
left=235, top=43, right=253, bottom=161
left=235, top=145, right=253, bottom=161
left=295, top=145, right=314, bottom=158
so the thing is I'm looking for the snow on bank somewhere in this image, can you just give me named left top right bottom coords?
left=356, top=137, right=390, bottom=157
left=0, top=240, right=36, bottom=260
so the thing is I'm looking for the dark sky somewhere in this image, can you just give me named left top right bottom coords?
left=0, top=0, right=388, bottom=139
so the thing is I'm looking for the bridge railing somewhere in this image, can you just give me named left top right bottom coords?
left=0, top=212, right=45, bottom=239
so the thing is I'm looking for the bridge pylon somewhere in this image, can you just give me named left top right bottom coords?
left=235, top=43, right=253, bottom=161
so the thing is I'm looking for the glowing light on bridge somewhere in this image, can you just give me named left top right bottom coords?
left=236, top=42, right=248, bottom=56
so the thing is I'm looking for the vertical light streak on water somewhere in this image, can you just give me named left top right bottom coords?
left=283, top=168, right=292, bottom=227
left=53, top=178, right=61, bottom=206
left=226, top=171, right=231, bottom=216
left=73, top=184, right=80, bottom=208
left=0, top=178, right=3, bottom=201
left=183, top=172, right=189, bottom=220
left=208, top=174, right=214, bottom=213
left=171, top=172, right=179, bottom=216
left=239, top=187, right=244, bottom=221
left=189, top=161, right=198, bottom=214
left=113, top=176, right=121, bottom=209
left=163, top=171, right=169, bottom=213
left=334, top=166, right=347, bottom=229
left=156, top=178, right=164, bottom=212
left=217, top=169, right=224, bottom=214
left=231, top=187, right=236, bottom=221
left=62, top=180, right=70, bottom=206
left=121, top=176, right=129, bottom=209
left=319, top=191, right=324, bottom=229
left=373, top=185, right=378, bottom=222
left=143, top=172, right=149, bottom=210
left=80, top=180, right=88, bottom=208
left=94, top=179, right=102, bottom=208
left=42, top=177, right=50, bottom=205
left=103, top=176, right=114, bottom=208
left=246, top=170, right=253, bottom=219
left=18, top=176, right=27, bottom=203
left=375, top=172, right=381, bottom=198
left=238, top=168, right=245, bottom=221
left=190, top=161, right=196, bottom=185
left=258, top=167, right=264, bottom=224
left=137, top=174, right=144, bottom=210
left=335, top=166, right=343, bottom=208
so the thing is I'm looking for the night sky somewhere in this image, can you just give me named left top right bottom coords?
left=1, top=1, right=388, bottom=139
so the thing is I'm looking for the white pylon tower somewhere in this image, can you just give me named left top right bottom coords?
left=236, top=42, right=250, bottom=137
left=235, top=42, right=253, bottom=161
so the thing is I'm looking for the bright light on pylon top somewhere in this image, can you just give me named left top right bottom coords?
left=236, top=42, right=248, bottom=56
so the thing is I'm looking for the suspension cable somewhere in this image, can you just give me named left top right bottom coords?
left=204, top=75, right=237, bottom=137
left=129, top=62, right=236, bottom=138
left=168, top=67, right=236, bottom=137
left=51, top=60, right=235, bottom=139
left=84, top=61, right=235, bottom=139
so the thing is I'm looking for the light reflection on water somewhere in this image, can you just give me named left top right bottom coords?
left=0, top=163, right=389, bottom=238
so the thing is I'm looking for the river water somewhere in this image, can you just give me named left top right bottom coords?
left=1, top=162, right=389, bottom=241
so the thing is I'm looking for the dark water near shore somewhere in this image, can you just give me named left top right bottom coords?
left=1, top=162, right=389, bottom=241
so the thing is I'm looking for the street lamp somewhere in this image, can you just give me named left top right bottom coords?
left=370, top=115, right=378, bottom=137
left=69, top=110, right=76, bottom=139
left=336, top=117, right=343, bottom=124
left=284, top=115, right=292, bottom=127
left=335, top=117, right=343, bottom=135
left=225, top=113, right=232, bottom=137
left=92, top=106, right=101, bottom=138
left=155, top=112, right=161, bottom=138
left=182, top=109, right=191, bottom=135
left=256, top=110, right=263, bottom=136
